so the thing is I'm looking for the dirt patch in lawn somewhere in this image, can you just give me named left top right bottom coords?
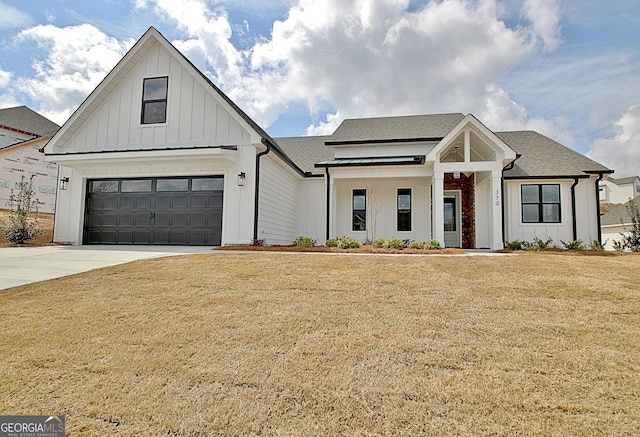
left=0, top=209, right=55, bottom=247
left=1, top=252, right=639, bottom=435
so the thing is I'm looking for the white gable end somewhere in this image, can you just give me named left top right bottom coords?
left=47, top=28, right=259, bottom=155
left=428, top=114, right=517, bottom=170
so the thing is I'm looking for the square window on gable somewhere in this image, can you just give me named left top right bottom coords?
left=141, top=76, right=168, bottom=124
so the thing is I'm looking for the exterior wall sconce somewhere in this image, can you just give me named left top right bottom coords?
left=237, top=172, right=246, bottom=187
left=59, top=177, right=70, bottom=190
left=453, top=171, right=461, bottom=179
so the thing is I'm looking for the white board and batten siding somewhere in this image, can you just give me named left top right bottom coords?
left=504, top=178, right=600, bottom=245
left=61, top=42, right=252, bottom=154
left=257, top=154, right=300, bottom=245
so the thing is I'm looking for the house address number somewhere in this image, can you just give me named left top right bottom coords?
left=495, top=189, right=500, bottom=206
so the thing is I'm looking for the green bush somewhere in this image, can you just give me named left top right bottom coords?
left=614, top=201, right=640, bottom=252
left=530, top=236, right=554, bottom=250
left=326, top=238, right=338, bottom=248
left=1, top=175, right=42, bottom=245
left=407, top=241, right=423, bottom=249
left=373, top=238, right=386, bottom=248
left=383, top=237, right=404, bottom=250
left=561, top=239, right=585, bottom=250
left=589, top=239, right=605, bottom=251
left=337, top=236, right=361, bottom=249
left=422, top=239, right=442, bottom=250
left=505, top=240, right=525, bottom=250
left=294, top=236, right=316, bottom=247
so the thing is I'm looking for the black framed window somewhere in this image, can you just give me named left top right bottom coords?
left=141, top=76, right=168, bottom=124
left=397, top=188, right=411, bottom=231
left=352, top=189, right=366, bottom=231
left=522, top=184, right=560, bottom=223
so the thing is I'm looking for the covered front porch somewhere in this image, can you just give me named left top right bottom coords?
left=323, top=168, right=503, bottom=250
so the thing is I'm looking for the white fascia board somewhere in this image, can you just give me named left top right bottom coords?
left=45, top=147, right=237, bottom=166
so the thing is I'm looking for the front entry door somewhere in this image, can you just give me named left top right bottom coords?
left=444, top=192, right=461, bottom=248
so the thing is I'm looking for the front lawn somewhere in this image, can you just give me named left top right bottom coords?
left=0, top=252, right=638, bottom=435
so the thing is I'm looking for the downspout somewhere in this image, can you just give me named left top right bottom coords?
left=253, top=140, right=272, bottom=242
left=571, top=177, right=580, bottom=241
left=325, top=167, right=331, bottom=241
left=595, top=172, right=605, bottom=244
left=501, top=154, right=520, bottom=245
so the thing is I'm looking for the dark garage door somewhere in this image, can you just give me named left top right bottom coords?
left=84, top=176, right=223, bottom=245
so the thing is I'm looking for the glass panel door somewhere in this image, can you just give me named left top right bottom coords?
left=444, top=193, right=461, bottom=248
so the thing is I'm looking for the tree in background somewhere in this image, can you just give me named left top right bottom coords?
left=1, top=175, right=43, bottom=245
left=613, top=200, right=640, bottom=252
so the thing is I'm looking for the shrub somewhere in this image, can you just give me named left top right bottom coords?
left=337, top=236, right=361, bottom=249
left=252, top=238, right=266, bottom=246
left=407, top=241, right=423, bottom=249
left=504, top=240, right=525, bottom=250
left=530, top=236, right=554, bottom=251
left=422, top=239, right=442, bottom=250
left=614, top=201, right=640, bottom=252
left=373, top=238, right=386, bottom=248
left=1, top=175, right=42, bottom=245
left=294, top=236, right=316, bottom=248
left=589, top=239, right=606, bottom=251
left=383, top=237, right=404, bottom=250
left=326, top=238, right=338, bottom=248
left=561, top=239, right=585, bottom=250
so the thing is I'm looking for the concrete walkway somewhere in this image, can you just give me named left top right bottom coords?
left=0, top=245, right=215, bottom=291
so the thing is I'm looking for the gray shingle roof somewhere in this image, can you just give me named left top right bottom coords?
left=0, top=106, right=59, bottom=137
left=274, top=136, right=334, bottom=175
left=328, top=113, right=465, bottom=144
left=606, top=175, right=639, bottom=185
left=601, top=196, right=640, bottom=226
left=273, top=121, right=612, bottom=179
left=498, top=131, right=612, bottom=178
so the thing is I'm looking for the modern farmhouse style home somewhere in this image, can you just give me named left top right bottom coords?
left=45, top=27, right=612, bottom=250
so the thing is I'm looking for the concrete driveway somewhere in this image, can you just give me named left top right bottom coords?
left=0, top=245, right=215, bottom=291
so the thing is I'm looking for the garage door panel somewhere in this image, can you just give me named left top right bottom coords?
left=172, top=197, right=188, bottom=208
left=84, top=176, right=223, bottom=246
left=101, top=197, right=119, bottom=209
left=117, top=231, right=134, bottom=244
left=121, top=196, right=151, bottom=209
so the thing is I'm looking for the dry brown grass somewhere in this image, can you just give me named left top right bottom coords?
left=1, top=252, right=639, bottom=436
left=0, top=209, right=55, bottom=246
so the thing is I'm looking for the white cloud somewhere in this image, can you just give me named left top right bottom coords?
left=0, top=69, right=22, bottom=109
left=242, top=0, right=543, bottom=132
left=0, top=69, right=12, bottom=88
left=134, top=0, right=246, bottom=84
left=2, top=0, right=570, bottom=139
left=481, top=83, right=574, bottom=145
left=12, top=24, right=134, bottom=125
left=588, top=106, right=640, bottom=178
left=521, top=0, right=562, bottom=52
left=0, top=1, right=31, bottom=30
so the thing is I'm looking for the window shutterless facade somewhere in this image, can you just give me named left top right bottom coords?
left=141, top=76, right=168, bottom=124
left=397, top=188, right=411, bottom=231
left=521, top=184, right=561, bottom=223
left=352, top=189, right=366, bottom=231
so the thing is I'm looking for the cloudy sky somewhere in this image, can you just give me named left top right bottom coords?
left=0, top=0, right=638, bottom=176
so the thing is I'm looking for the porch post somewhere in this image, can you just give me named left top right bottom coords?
left=433, top=171, right=445, bottom=247
left=490, top=170, right=504, bottom=250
